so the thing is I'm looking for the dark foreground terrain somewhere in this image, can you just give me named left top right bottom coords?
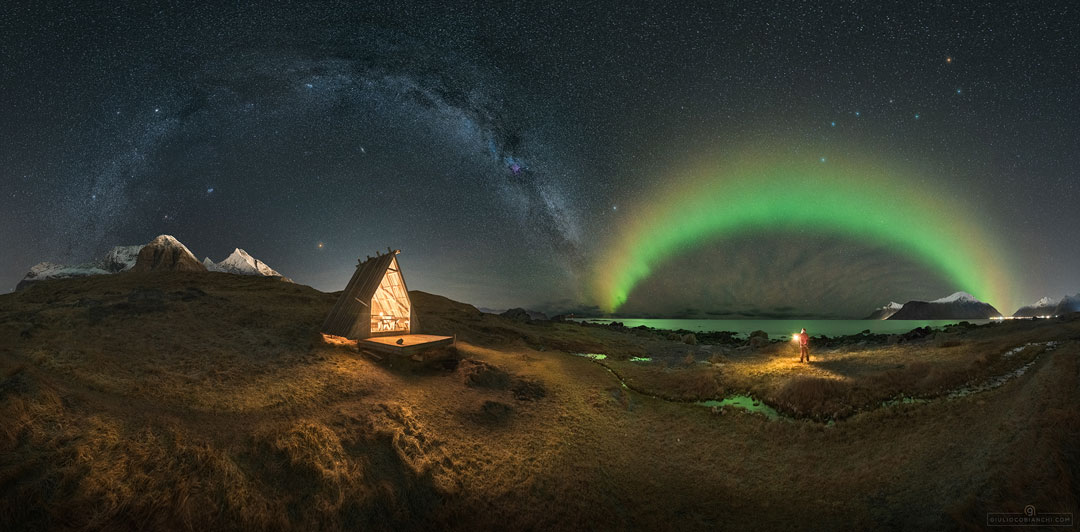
left=1, top=273, right=1077, bottom=530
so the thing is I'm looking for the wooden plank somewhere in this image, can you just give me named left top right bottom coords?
left=359, top=334, right=454, bottom=356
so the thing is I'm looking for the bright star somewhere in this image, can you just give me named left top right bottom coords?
left=612, top=205, right=618, bottom=211
left=914, top=113, right=920, bottom=119
left=956, top=88, right=962, bottom=94
left=830, top=121, right=836, bottom=127
left=305, top=83, right=313, bottom=89
left=154, top=108, right=160, bottom=113
left=207, top=187, right=214, bottom=194
left=316, top=241, right=325, bottom=250
left=855, top=111, right=861, bottom=117
left=819, top=157, right=827, bottom=163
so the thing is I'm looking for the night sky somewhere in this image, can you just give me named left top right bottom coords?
left=2, top=1, right=1078, bottom=317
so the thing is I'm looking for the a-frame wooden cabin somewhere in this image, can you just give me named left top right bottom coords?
left=322, top=248, right=452, bottom=356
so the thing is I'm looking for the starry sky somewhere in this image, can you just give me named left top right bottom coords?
left=1, top=1, right=1077, bottom=317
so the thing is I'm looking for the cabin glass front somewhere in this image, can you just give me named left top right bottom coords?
left=369, top=257, right=411, bottom=335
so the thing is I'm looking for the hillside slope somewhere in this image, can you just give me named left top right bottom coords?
left=0, top=274, right=1077, bottom=530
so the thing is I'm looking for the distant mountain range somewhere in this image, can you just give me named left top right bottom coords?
left=865, top=292, right=1002, bottom=320
left=1012, top=294, right=1080, bottom=317
left=863, top=301, right=904, bottom=320
left=203, top=248, right=291, bottom=281
left=15, top=235, right=290, bottom=290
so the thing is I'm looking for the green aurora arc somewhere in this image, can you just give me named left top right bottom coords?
left=594, top=157, right=1016, bottom=314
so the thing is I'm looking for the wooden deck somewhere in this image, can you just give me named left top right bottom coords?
left=359, top=334, right=455, bottom=358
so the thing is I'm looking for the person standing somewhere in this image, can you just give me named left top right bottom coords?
left=798, top=328, right=810, bottom=363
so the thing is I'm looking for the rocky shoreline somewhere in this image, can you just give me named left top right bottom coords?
left=570, top=318, right=1012, bottom=350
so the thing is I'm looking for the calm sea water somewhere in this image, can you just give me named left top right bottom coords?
left=573, top=318, right=992, bottom=339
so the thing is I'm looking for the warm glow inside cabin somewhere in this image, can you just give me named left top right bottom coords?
left=370, top=257, right=411, bottom=334
left=321, top=248, right=454, bottom=357
left=320, top=248, right=421, bottom=341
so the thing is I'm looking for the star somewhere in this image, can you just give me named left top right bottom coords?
left=154, top=108, right=160, bottom=113
left=830, top=121, right=836, bottom=127
left=946, top=56, right=953, bottom=63
left=956, top=88, right=962, bottom=94
left=819, top=157, right=827, bottom=163
left=207, top=187, right=214, bottom=194
left=914, top=113, right=920, bottom=119
left=316, top=241, right=325, bottom=250
left=612, top=205, right=618, bottom=211
left=854, top=111, right=861, bottom=117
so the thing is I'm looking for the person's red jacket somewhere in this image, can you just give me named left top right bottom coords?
left=799, top=333, right=809, bottom=346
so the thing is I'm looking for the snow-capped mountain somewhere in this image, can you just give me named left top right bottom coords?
left=929, top=292, right=979, bottom=304
left=1032, top=296, right=1058, bottom=307
left=15, top=244, right=145, bottom=290
left=15, top=235, right=292, bottom=290
left=1012, top=296, right=1061, bottom=318
left=1053, top=294, right=1080, bottom=316
left=131, top=235, right=206, bottom=272
left=203, top=248, right=291, bottom=281
left=100, top=245, right=143, bottom=272
left=15, top=262, right=110, bottom=290
left=888, top=292, right=1002, bottom=320
left=863, top=301, right=904, bottom=320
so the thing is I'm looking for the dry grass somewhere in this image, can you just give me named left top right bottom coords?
left=1, top=273, right=1078, bottom=530
left=603, top=324, right=1067, bottom=422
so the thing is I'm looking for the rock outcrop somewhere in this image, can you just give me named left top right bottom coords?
left=131, top=235, right=207, bottom=273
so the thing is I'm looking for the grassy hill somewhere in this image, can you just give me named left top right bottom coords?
left=1, top=272, right=1078, bottom=530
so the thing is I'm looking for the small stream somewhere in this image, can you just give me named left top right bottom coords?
left=571, top=352, right=784, bottom=419
left=572, top=341, right=1059, bottom=422
left=696, top=397, right=781, bottom=420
